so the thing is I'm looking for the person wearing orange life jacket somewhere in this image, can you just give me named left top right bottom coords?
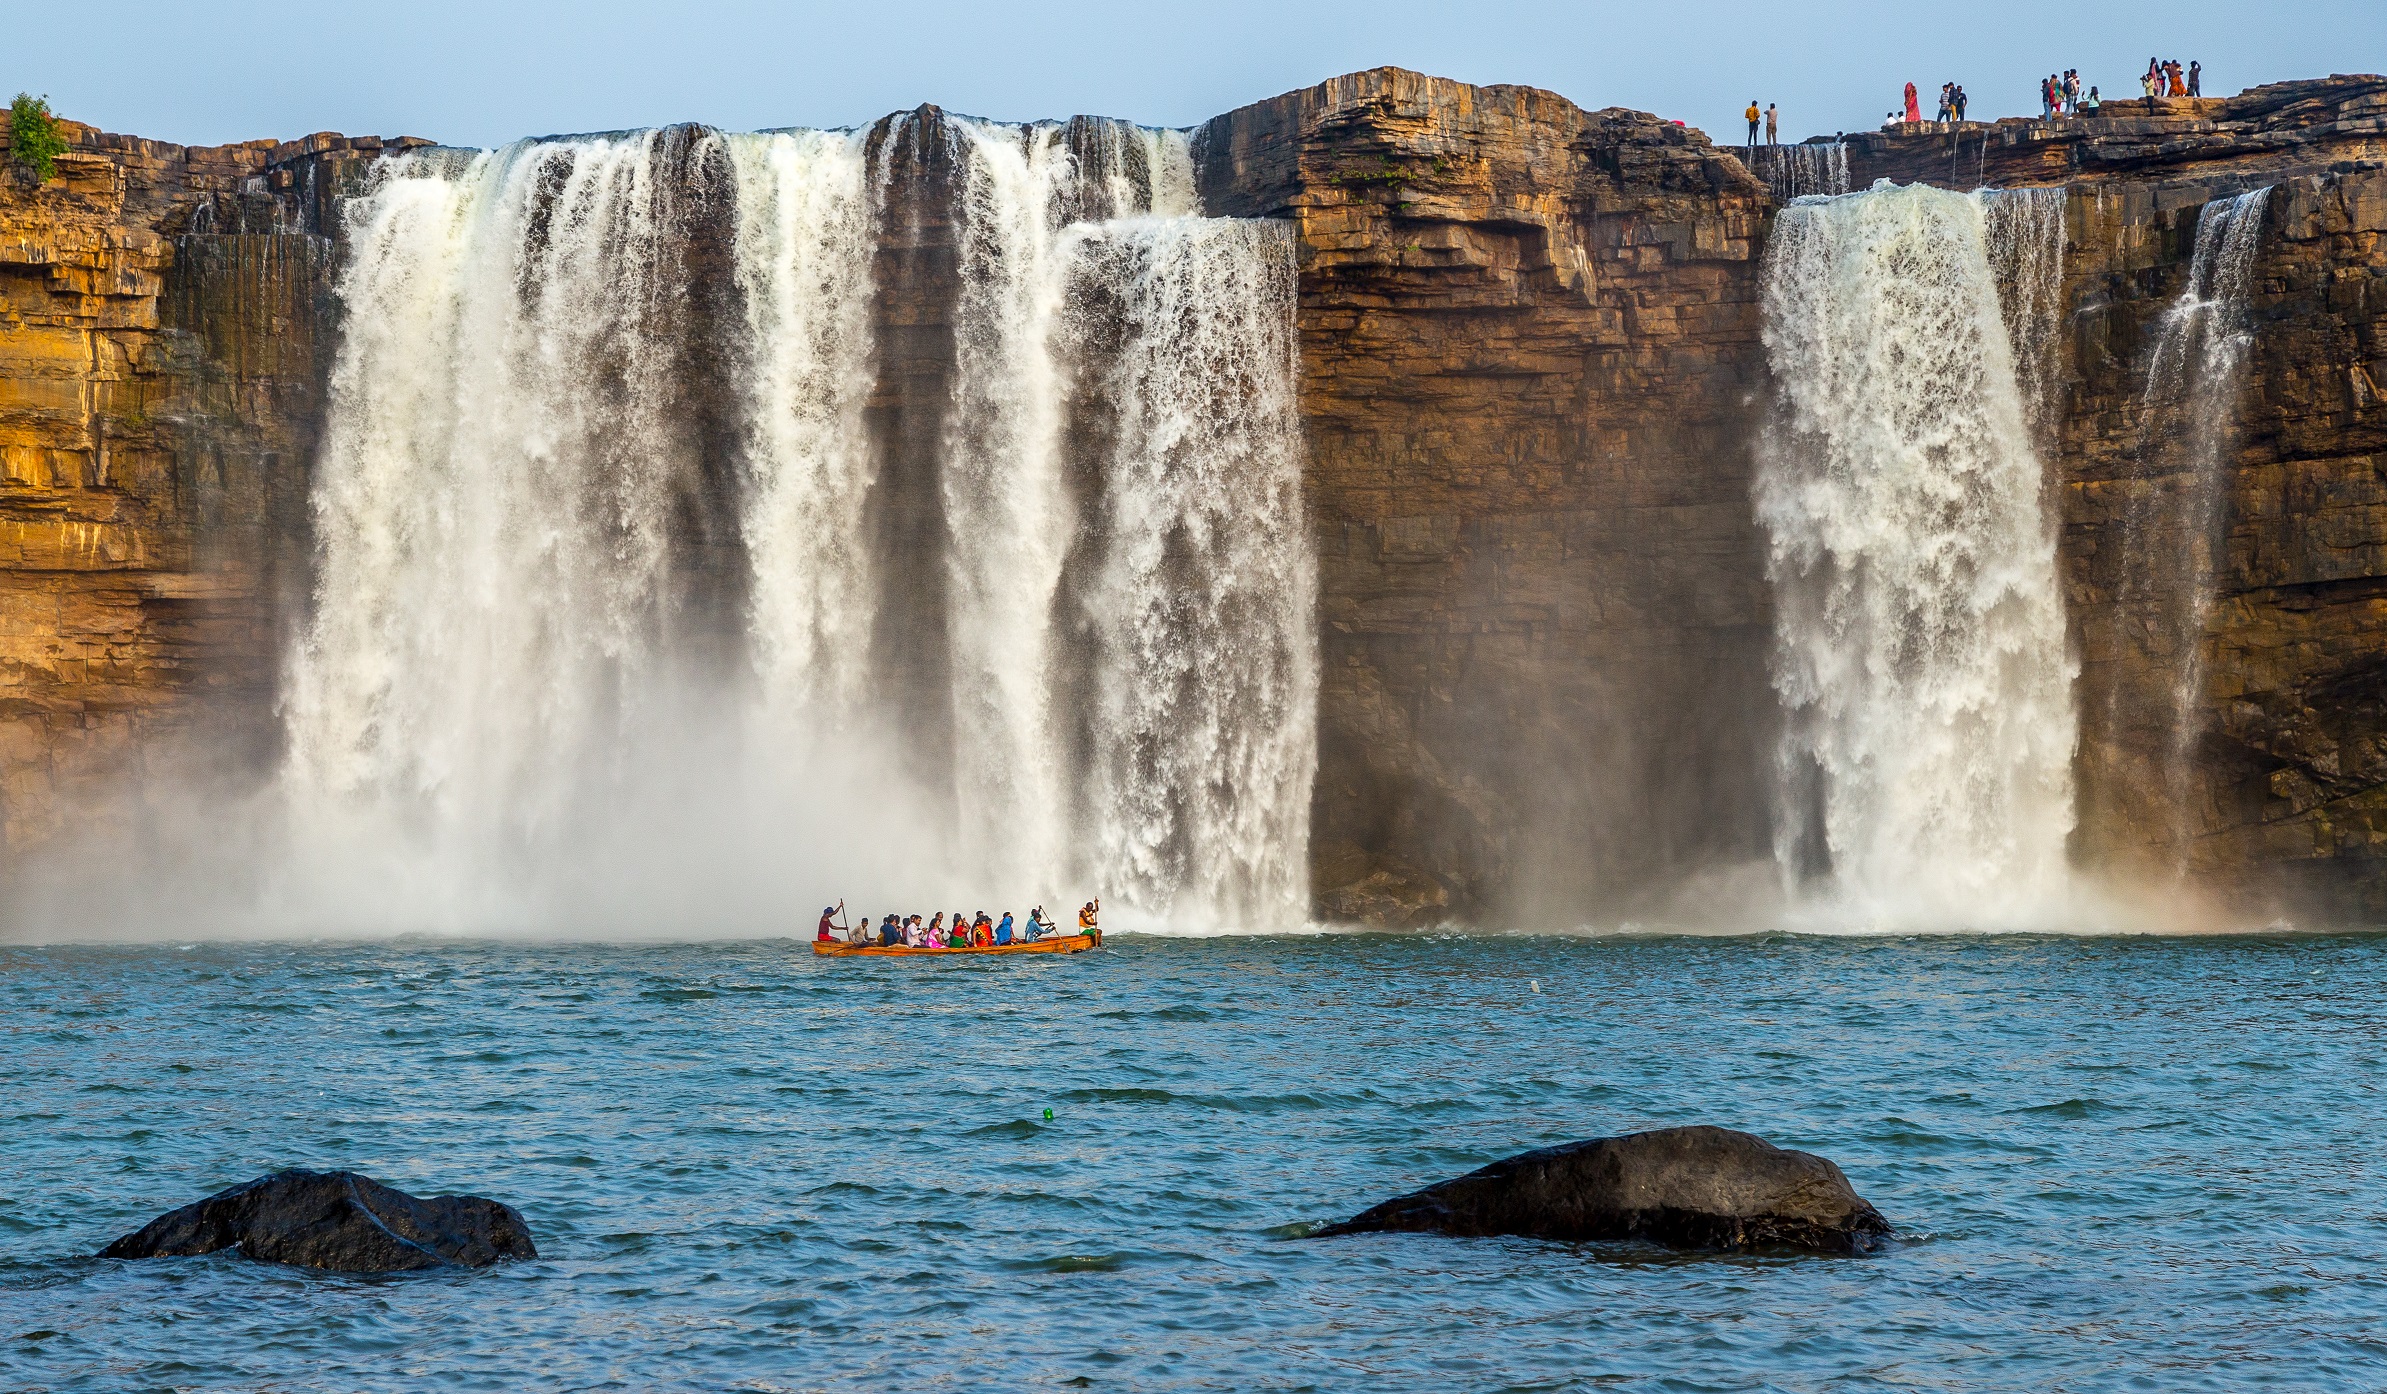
left=1078, top=899, right=1101, bottom=939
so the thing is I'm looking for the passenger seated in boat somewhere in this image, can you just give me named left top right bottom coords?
left=927, top=912, right=945, bottom=945
left=878, top=915, right=901, bottom=947
left=969, top=912, right=990, bottom=946
left=1025, top=907, right=1051, bottom=940
left=994, top=911, right=1014, bottom=945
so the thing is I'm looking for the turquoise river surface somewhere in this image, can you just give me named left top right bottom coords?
left=2, top=931, right=2383, bottom=1391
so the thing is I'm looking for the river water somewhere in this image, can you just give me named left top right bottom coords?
left=4, top=931, right=2382, bottom=1390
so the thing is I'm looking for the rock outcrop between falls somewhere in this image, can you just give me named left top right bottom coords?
left=1314, top=1125, right=1892, bottom=1253
left=98, top=1168, right=538, bottom=1272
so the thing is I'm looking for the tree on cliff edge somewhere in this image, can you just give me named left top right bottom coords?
left=10, top=94, right=66, bottom=183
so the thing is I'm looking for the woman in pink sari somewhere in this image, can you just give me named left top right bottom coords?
left=1904, top=82, right=1920, bottom=124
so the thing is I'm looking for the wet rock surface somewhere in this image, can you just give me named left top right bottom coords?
left=98, top=1168, right=537, bottom=1272
left=1316, top=1125, right=1891, bottom=1253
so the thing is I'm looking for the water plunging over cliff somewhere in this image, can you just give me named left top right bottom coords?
left=1062, top=217, right=1315, bottom=925
left=2124, top=188, right=2272, bottom=852
left=1982, top=187, right=2069, bottom=443
left=280, top=117, right=1313, bottom=930
left=284, top=132, right=710, bottom=919
left=1757, top=183, right=2078, bottom=926
left=1756, top=144, right=1850, bottom=202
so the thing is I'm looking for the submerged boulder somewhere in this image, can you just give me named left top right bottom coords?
left=1315, top=1125, right=1890, bottom=1253
left=99, top=1169, right=537, bottom=1273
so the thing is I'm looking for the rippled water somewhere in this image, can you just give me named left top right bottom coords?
left=5, top=932, right=2384, bottom=1391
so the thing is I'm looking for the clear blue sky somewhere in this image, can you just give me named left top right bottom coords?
left=19, top=0, right=2380, bottom=151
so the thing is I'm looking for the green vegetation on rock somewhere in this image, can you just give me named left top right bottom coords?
left=10, top=93, right=67, bottom=183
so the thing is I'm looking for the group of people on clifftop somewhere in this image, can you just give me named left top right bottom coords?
left=1874, top=59, right=2206, bottom=132
left=2144, top=58, right=2202, bottom=99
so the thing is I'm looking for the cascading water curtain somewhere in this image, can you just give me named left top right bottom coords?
left=939, top=118, right=1081, bottom=893
left=285, top=134, right=692, bottom=897
left=1065, top=217, right=1317, bottom=927
left=280, top=116, right=1310, bottom=931
left=1756, top=184, right=2078, bottom=927
left=721, top=129, right=880, bottom=732
left=1980, top=186, right=2069, bottom=444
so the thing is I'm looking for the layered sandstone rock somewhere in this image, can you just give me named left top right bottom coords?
left=1839, top=76, right=2387, bottom=191
left=1198, top=69, right=1778, bottom=923
left=0, top=120, right=411, bottom=851
left=2059, top=170, right=2387, bottom=911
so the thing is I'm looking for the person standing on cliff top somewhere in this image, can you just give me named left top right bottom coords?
left=1745, top=100, right=1760, bottom=146
left=2189, top=61, right=2202, bottom=97
left=1955, top=85, right=1970, bottom=122
left=1765, top=103, right=1778, bottom=145
left=1903, top=82, right=1920, bottom=124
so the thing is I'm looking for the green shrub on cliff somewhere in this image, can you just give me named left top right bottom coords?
left=10, top=93, right=67, bottom=183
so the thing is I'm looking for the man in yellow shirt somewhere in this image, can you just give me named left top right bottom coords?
left=1745, top=100, right=1760, bottom=146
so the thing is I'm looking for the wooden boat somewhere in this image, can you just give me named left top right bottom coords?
left=812, top=929, right=1100, bottom=958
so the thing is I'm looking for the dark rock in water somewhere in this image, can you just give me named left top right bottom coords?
left=1315, top=1125, right=1890, bottom=1254
left=98, top=1169, right=537, bottom=1273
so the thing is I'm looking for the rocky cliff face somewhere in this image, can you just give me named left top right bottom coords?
left=1837, top=77, right=2387, bottom=192
left=0, top=124, right=415, bottom=849
left=2058, top=170, right=2387, bottom=912
left=4, top=71, right=2384, bottom=922
left=1195, top=70, right=1777, bottom=923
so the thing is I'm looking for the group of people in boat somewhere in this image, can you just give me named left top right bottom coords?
left=814, top=899, right=1098, bottom=948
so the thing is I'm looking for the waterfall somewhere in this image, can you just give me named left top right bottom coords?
left=285, top=133, right=705, bottom=903
left=1756, top=183, right=2078, bottom=927
left=2125, top=188, right=2272, bottom=846
left=1063, top=217, right=1316, bottom=925
left=1980, top=186, right=2069, bottom=443
left=1756, top=143, right=1850, bottom=202
left=723, top=129, right=880, bottom=732
left=277, top=114, right=1309, bottom=931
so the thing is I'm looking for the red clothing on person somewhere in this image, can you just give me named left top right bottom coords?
left=1904, top=83, right=1920, bottom=123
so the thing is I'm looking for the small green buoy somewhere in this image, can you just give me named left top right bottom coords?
left=1043, top=1107, right=1054, bottom=1121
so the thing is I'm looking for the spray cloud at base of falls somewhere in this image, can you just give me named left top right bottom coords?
left=1756, top=183, right=2079, bottom=928
left=259, top=113, right=1315, bottom=935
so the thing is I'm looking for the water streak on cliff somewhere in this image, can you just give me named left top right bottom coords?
left=1758, top=184, right=2077, bottom=927
left=2126, top=187, right=2273, bottom=853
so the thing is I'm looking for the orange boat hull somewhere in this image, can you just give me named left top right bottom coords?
left=811, top=931, right=1099, bottom=957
